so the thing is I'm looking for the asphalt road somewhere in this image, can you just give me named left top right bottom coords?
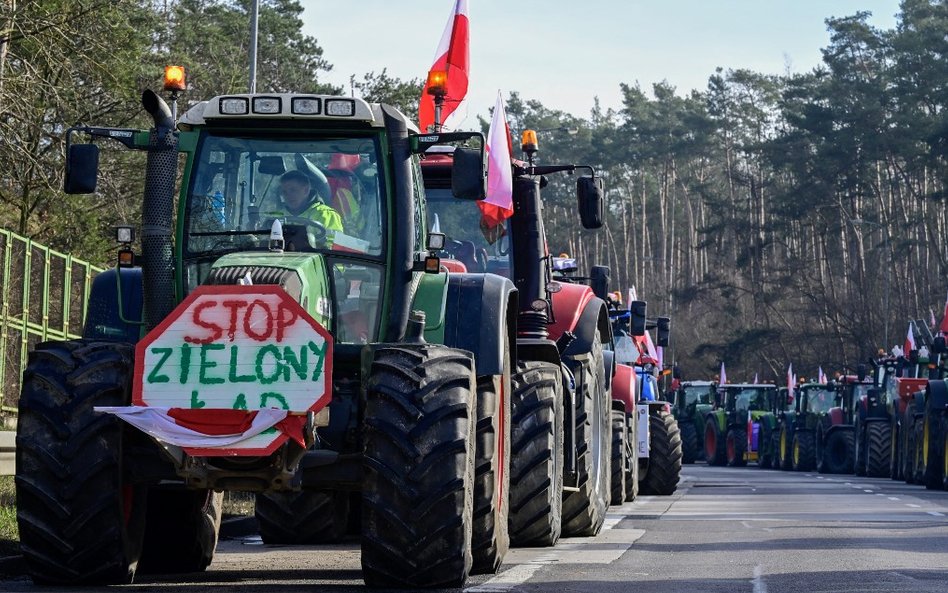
left=2, top=464, right=946, bottom=592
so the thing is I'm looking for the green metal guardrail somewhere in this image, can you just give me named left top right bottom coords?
left=0, top=229, right=103, bottom=474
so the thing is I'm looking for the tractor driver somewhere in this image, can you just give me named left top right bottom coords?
left=268, top=170, right=343, bottom=248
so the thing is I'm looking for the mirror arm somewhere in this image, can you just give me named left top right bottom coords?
left=67, top=126, right=142, bottom=150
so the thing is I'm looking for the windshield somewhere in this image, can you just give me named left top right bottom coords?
left=803, top=386, right=836, bottom=413
left=727, top=387, right=775, bottom=412
left=184, top=133, right=384, bottom=259
left=682, top=385, right=713, bottom=406
left=425, top=188, right=512, bottom=277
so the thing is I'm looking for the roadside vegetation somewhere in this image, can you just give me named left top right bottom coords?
left=0, top=476, right=18, bottom=556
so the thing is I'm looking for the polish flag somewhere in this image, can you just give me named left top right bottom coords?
left=818, top=366, right=827, bottom=384
left=940, top=290, right=948, bottom=335
left=418, top=0, right=469, bottom=133
left=95, top=406, right=306, bottom=448
left=786, top=363, right=794, bottom=392
left=479, top=91, right=513, bottom=228
left=753, top=373, right=759, bottom=384
left=904, top=321, right=917, bottom=353
left=719, top=362, right=727, bottom=385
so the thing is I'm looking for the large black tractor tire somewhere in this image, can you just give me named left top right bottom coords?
left=639, top=411, right=682, bottom=495
left=679, top=420, right=699, bottom=464
left=942, top=417, right=948, bottom=491
left=508, top=360, right=563, bottom=547
left=15, top=340, right=147, bottom=585
left=903, top=414, right=917, bottom=484
left=792, top=431, right=816, bottom=471
left=889, top=420, right=902, bottom=481
left=853, top=421, right=868, bottom=476
left=624, top=411, right=640, bottom=502
left=704, top=417, right=727, bottom=466
left=255, top=490, right=349, bottom=544
left=470, top=351, right=511, bottom=574
left=725, top=428, right=747, bottom=467
left=361, top=344, right=476, bottom=589
left=913, top=419, right=925, bottom=484
left=140, top=489, right=222, bottom=573
left=777, top=426, right=793, bottom=471
left=921, top=382, right=947, bottom=490
left=610, top=409, right=628, bottom=505
left=562, top=332, right=612, bottom=537
left=820, top=430, right=854, bottom=475
left=866, top=422, right=892, bottom=478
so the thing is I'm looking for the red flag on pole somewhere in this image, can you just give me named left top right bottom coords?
left=418, top=0, right=470, bottom=133
left=478, top=91, right=513, bottom=229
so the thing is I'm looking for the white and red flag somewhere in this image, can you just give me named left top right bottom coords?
left=818, top=366, right=827, bottom=384
left=941, top=290, right=948, bottom=336
left=479, top=91, right=514, bottom=228
left=904, top=320, right=917, bottom=353
left=719, top=362, right=727, bottom=385
left=418, top=0, right=469, bottom=132
left=786, top=363, right=793, bottom=392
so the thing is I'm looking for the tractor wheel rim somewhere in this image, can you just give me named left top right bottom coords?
left=923, top=419, right=929, bottom=468
left=780, top=431, right=786, bottom=461
left=793, top=440, right=799, bottom=465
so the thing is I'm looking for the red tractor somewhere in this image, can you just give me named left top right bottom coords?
left=422, top=131, right=615, bottom=548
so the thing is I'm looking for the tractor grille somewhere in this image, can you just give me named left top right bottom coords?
left=205, top=266, right=303, bottom=301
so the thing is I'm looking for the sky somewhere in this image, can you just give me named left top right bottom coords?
left=302, top=1, right=901, bottom=128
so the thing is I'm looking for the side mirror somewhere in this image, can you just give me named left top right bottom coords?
left=65, top=144, right=100, bottom=194
left=258, top=156, right=287, bottom=176
left=656, top=316, right=671, bottom=347
left=451, top=147, right=486, bottom=200
left=577, top=176, right=603, bottom=229
left=629, top=300, right=647, bottom=337
left=590, top=265, right=609, bottom=300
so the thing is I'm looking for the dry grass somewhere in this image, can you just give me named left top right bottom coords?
left=222, top=491, right=256, bottom=517
left=0, top=475, right=18, bottom=556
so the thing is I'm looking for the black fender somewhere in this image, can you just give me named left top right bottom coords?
left=443, top=272, right=517, bottom=377
left=82, top=267, right=144, bottom=343
left=562, top=296, right=612, bottom=358
left=602, top=349, right=615, bottom=393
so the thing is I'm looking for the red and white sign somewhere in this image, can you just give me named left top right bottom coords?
left=129, top=285, right=333, bottom=456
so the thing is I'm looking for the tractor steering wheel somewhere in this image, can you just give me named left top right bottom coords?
left=283, top=216, right=328, bottom=243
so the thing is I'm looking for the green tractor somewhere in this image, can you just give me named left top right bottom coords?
left=752, top=385, right=792, bottom=469
left=667, top=380, right=715, bottom=464
left=774, top=382, right=839, bottom=472
left=15, top=86, right=516, bottom=588
left=703, top=384, right=777, bottom=467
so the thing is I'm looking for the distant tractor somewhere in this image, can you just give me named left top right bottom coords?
left=776, top=382, right=844, bottom=472
left=668, top=381, right=715, bottom=464
left=15, top=80, right=517, bottom=589
left=753, top=385, right=793, bottom=469
left=704, top=384, right=777, bottom=467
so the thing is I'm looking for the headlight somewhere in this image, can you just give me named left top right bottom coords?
left=219, top=97, right=249, bottom=115
left=325, top=99, right=356, bottom=117
left=291, top=97, right=321, bottom=115
left=252, top=97, right=281, bottom=114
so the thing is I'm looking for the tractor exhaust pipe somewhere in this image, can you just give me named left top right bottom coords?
left=140, top=89, right=178, bottom=331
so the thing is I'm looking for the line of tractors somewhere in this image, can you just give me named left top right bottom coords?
left=668, top=324, right=948, bottom=493
left=13, top=76, right=684, bottom=589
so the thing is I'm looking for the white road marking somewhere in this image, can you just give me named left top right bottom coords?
left=466, top=563, right=548, bottom=592
left=888, top=497, right=900, bottom=501
left=752, top=564, right=768, bottom=593
left=907, top=504, right=921, bottom=508
left=927, top=511, right=945, bottom=517
left=864, top=489, right=874, bottom=493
